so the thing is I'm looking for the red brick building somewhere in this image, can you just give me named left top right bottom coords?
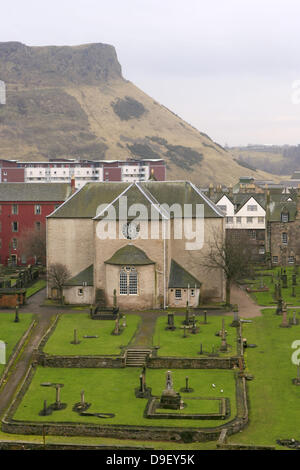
left=0, top=183, right=71, bottom=266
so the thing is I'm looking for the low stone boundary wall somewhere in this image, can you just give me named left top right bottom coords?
left=0, top=441, right=154, bottom=450
left=38, top=354, right=126, bottom=368
left=0, top=319, right=36, bottom=388
left=2, top=365, right=249, bottom=443
left=147, top=356, right=240, bottom=369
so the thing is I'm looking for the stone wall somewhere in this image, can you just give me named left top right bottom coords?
left=147, top=357, right=240, bottom=369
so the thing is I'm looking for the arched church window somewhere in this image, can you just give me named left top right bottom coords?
left=129, top=267, right=138, bottom=295
left=119, top=267, right=138, bottom=295
left=120, top=268, right=128, bottom=295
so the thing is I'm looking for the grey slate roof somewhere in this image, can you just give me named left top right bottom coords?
left=49, top=181, right=224, bottom=219
left=64, top=264, right=94, bottom=286
left=168, top=259, right=201, bottom=288
left=0, top=183, right=71, bottom=201
left=105, top=245, right=155, bottom=265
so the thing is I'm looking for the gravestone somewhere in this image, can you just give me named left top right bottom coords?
left=292, top=274, right=297, bottom=286
left=52, top=384, right=67, bottom=411
left=231, top=308, right=240, bottom=327
left=0, top=341, right=6, bottom=365
left=71, top=329, right=80, bottom=344
left=159, top=371, right=183, bottom=410
left=276, top=298, right=283, bottom=315
left=180, top=376, right=194, bottom=393
left=282, top=273, right=288, bottom=289
left=166, top=313, right=176, bottom=331
left=73, top=390, right=91, bottom=413
left=220, top=320, right=228, bottom=352
left=39, top=400, right=52, bottom=416
left=112, top=317, right=121, bottom=336
left=14, top=305, right=19, bottom=323
left=135, top=367, right=152, bottom=398
left=280, top=305, right=290, bottom=328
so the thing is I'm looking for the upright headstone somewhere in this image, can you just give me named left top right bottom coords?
left=292, top=274, right=297, bottom=286
left=71, top=329, right=80, bottom=344
left=0, top=341, right=6, bottom=365
left=14, top=305, right=19, bottom=323
left=280, top=305, right=290, bottom=328
left=282, top=274, right=288, bottom=289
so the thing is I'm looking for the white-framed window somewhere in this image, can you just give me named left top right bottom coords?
left=247, top=205, right=257, bottom=211
left=258, top=217, right=264, bottom=224
left=282, top=232, right=288, bottom=244
left=272, top=256, right=278, bottom=264
left=12, top=204, right=18, bottom=215
left=249, top=230, right=256, bottom=239
left=12, top=238, right=17, bottom=249
left=259, top=247, right=265, bottom=255
left=129, top=268, right=138, bottom=295
left=281, top=213, right=289, bottom=223
left=175, top=289, right=182, bottom=299
left=190, top=288, right=195, bottom=297
left=35, top=205, right=41, bottom=215
left=12, top=221, right=18, bottom=232
left=218, top=205, right=227, bottom=213
left=247, top=217, right=253, bottom=223
left=236, top=217, right=242, bottom=224
left=226, top=216, right=233, bottom=224
left=288, top=256, right=295, bottom=264
left=120, top=267, right=138, bottom=295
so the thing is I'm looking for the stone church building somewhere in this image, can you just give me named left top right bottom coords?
left=47, top=181, right=225, bottom=309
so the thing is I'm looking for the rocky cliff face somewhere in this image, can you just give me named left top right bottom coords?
left=0, top=42, right=276, bottom=185
left=0, top=42, right=122, bottom=86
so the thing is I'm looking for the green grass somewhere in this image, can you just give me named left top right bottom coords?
left=244, top=266, right=300, bottom=306
left=43, top=314, right=141, bottom=356
left=227, top=308, right=300, bottom=447
left=13, top=367, right=237, bottom=428
left=26, top=279, right=46, bottom=298
left=0, top=313, right=34, bottom=376
left=153, top=314, right=236, bottom=357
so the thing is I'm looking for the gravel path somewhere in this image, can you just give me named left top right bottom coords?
left=226, top=284, right=262, bottom=318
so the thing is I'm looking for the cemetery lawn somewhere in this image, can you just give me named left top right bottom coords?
left=13, top=367, right=237, bottom=428
left=0, top=313, right=34, bottom=377
left=246, top=266, right=300, bottom=306
left=153, top=315, right=236, bottom=357
left=26, top=280, right=47, bottom=298
left=43, top=314, right=141, bottom=356
left=228, top=308, right=300, bottom=447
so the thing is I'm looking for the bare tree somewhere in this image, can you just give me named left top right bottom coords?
left=18, top=225, right=46, bottom=265
left=201, top=229, right=254, bottom=306
left=47, top=263, right=71, bottom=304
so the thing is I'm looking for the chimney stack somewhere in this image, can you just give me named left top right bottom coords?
left=71, top=176, right=76, bottom=194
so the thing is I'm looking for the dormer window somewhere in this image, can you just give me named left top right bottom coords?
left=281, top=212, right=289, bottom=223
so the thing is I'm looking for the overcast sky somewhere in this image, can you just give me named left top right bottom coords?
left=1, top=0, right=300, bottom=146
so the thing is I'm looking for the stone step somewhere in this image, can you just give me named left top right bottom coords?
left=125, top=349, right=152, bottom=367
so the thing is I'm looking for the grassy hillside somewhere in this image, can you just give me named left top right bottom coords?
left=0, top=42, right=278, bottom=185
